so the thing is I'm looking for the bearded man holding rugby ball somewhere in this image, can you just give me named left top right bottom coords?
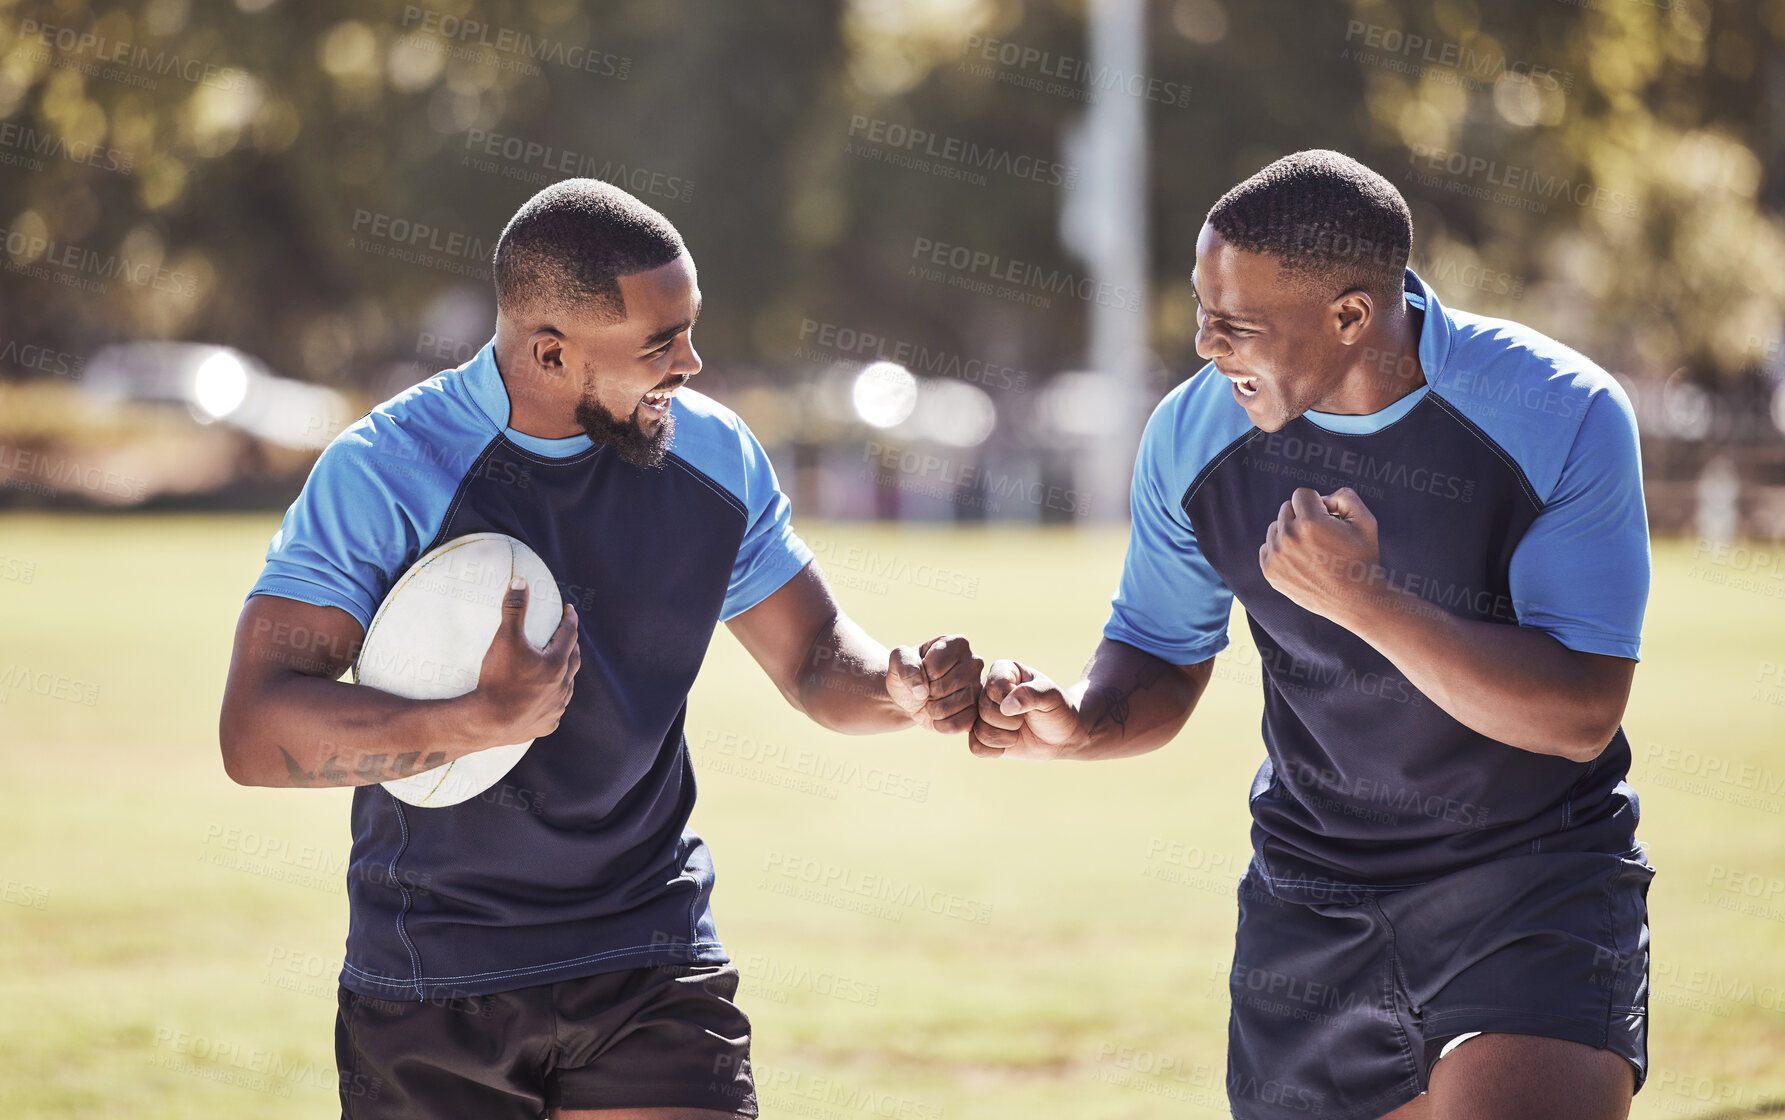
left=220, top=179, right=983, bottom=1120
left=971, top=150, right=1653, bottom=1120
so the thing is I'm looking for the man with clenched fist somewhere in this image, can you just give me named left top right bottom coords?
left=970, top=151, right=1652, bottom=1120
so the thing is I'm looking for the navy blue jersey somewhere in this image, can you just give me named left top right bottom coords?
left=248, top=341, right=812, bottom=1001
left=1106, top=269, right=1649, bottom=883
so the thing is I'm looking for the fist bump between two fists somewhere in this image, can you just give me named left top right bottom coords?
left=889, top=486, right=1369, bottom=759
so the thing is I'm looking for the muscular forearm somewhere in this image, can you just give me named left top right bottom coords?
left=792, top=614, right=916, bottom=734
left=222, top=674, right=499, bottom=787
left=1063, top=640, right=1211, bottom=760
left=1331, top=581, right=1629, bottom=762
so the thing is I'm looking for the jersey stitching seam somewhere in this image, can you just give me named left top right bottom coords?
left=389, top=431, right=498, bottom=1002
left=247, top=576, right=371, bottom=628
left=1419, top=1006, right=1614, bottom=1025
left=1105, top=630, right=1229, bottom=665
left=1255, top=874, right=1429, bottom=891
left=341, top=939, right=725, bottom=986
left=679, top=796, right=702, bottom=945
left=423, top=434, right=507, bottom=554
left=1599, top=866, right=1618, bottom=1047
left=337, top=430, right=501, bottom=1005
left=1366, top=895, right=1424, bottom=1091
left=1370, top=895, right=1419, bottom=1009
left=1560, top=755, right=1600, bottom=831
left=340, top=992, right=364, bottom=1119
left=1425, top=392, right=1544, bottom=511
left=458, top=372, right=604, bottom=466
left=1536, top=624, right=1641, bottom=644
left=665, top=451, right=747, bottom=518
left=1300, top=386, right=1434, bottom=439
left=1182, top=427, right=1268, bottom=514
left=495, top=438, right=607, bottom=467
left=386, top=800, right=424, bottom=1000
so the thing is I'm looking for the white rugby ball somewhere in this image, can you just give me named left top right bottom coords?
left=354, top=532, right=563, bottom=807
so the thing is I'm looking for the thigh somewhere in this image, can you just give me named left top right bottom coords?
left=1226, top=867, right=1425, bottom=1120
left=336, top=985, right=553, bottom=1120
left=551, top=1111, right=744, bottom=1119
left=547, top=963, right=757, bottom=1117
left=1380, top=848, right=1653, bottom=1092
left=1370, top=1033, right=1633, bottom=1120
left=1427, top=1032, right=1633, bottom=1119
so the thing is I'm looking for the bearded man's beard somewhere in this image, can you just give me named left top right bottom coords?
left=574, top=391, right=674, bottom=468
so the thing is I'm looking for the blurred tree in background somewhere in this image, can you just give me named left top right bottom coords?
left=0, top=0, right=1781, bottom=512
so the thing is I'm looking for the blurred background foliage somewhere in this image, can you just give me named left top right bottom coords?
left=0, top=0, right=1782, bottom=525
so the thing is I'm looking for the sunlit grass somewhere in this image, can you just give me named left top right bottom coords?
left=0, top=514, right=1779, bottom=1117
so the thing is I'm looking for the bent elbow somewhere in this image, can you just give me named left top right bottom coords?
left=219, top=736, right=257, bottom=786
left=1559, top=715, right=1622, bottom=765
left=218, top=710, right=266, bottom=786
left=1553, top=652, right=1635, bottom=765
left=1562, top=738, right=1608, bottom=765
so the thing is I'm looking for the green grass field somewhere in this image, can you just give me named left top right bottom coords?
left=1, top=513, right=1781, bottom=1118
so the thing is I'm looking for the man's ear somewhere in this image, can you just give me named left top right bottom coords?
left=528, top=328, right=567, bottom=374
left=1332, top=290, right=1373, bottom=345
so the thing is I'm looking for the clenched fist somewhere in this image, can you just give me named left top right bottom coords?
left=967, top=659, right=1084, bottom=760
left=886, top=634, right=984, bottom=734
left=1259, top=486, right=1383, bottom=625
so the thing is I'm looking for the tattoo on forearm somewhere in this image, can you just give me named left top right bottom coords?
left=1088, top=686, right=1136, bottom=737
left=277, top=746, right=450, bottom=787
left=390, top=751, right=448, bottom=776
left=1084, top=655, right=1168, bottom=740
left=277, top=745, right=323, bottom=787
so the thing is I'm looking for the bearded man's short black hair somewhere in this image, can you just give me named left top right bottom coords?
left=1207, top=150, right=1413, bottom=304
left=493, top=178, right=685, bottom=323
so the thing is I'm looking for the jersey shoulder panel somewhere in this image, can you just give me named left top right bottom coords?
left=248, top=370, right=503, bottom=628
left=664, top=388, right=814, bottom=621
left=1431, top=307, right=1631, bottom=506
left=1153, top=362, right=1261, bottom=507
left=352, top=368, right=503, bottom=470
left=313, top=368, right=504, bottom=534
left=663, top=388, right=771, bottom=513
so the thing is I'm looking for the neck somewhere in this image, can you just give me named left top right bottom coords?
left=1318, top=305, right=1426, bottom=415
left=492, top=323, right=583, bottom=439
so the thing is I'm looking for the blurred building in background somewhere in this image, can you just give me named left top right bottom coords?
left=2, top=0, right=1783, bottom=538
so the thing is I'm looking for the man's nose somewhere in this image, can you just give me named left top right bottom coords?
left=673, top=337, right=702, bottom=377
left=1195, top=324, right=1231, bottom=361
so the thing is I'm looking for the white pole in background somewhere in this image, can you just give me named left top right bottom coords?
left=1061, top=0, right=1150, bottom=523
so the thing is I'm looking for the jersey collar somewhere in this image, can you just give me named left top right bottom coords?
left=460, top=338, right=598, bottom=459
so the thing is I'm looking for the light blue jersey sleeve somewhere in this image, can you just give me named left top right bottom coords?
left=1103, top=390, right=1235, bottom=665
left=249, top=416, right=460, bottom=630
left=1508, top=387, right=1649, bottom=660
left=718, top=422, right=813, bottom=622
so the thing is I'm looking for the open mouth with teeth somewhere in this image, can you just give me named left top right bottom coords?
left=1226, top=375, right=1261, bottom=399
left=638, top=384, right=680, bottom=416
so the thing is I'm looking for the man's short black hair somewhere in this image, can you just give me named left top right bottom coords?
left=1207, top=150, right=1412, bottom=304
left=493, top=178, right=685, bottom=323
